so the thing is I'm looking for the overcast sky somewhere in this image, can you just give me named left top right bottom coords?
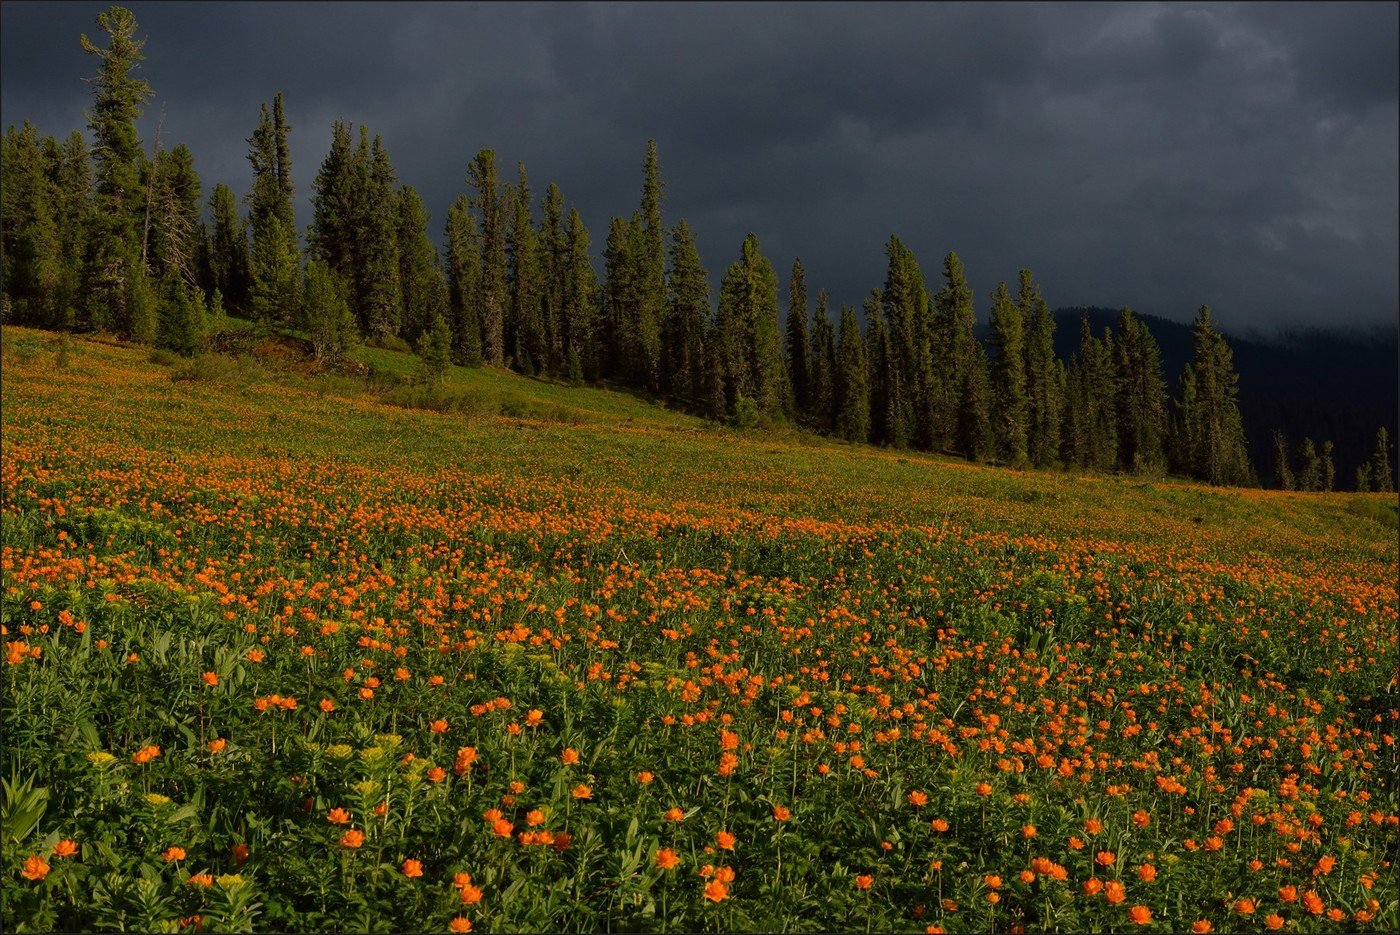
left=3, top=2, right=1396, bottom=333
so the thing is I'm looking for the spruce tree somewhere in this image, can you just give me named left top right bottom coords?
left=715, top=234, right=785, bottom=415
left=635, top=139, right=666, bottom=392
left=79, top=5, right=154, bottom=335
left=864, top=291, right=891, bottom=446
left=1369, top=427, right=1395, bottom=493
left=206, top=183, right=248, bottom=313
left=1297, top=438, right=1321, bottom=492
left=808, top=290, right=836, bottom=432
left=989, top=280, right=1028, bottom=466
left=563, top=208, right=599, bottom=380
left=360, top=135, right=402, bottom=342
left=1173, top=306, right=1253, bottom=486
left=245, top=99, right=299, bottom=326
left=467, top=149, right=506, bottom=365
left=148, top=143, right=201, bottom=289
left=1113, top=308, right=1168, bottom=474
left=301, top=259, right=356, bottom=362
left=504, top=167, right=542, bottom=372
left=1, top=122, right=63, bottom=327
left=308, top=120, right=358, bottom=296
left=1020, top=270, right=1061, bottom=468
left=443, top=194, right=482, bottom=367
left=833, top=303, right=869, bottom=443
left=957, top=340, right=992, bottom=462
left=40, top=130, right=92, bottom=328
left=1321, top=440, right=1335, bottom=492
left=602, top=216, right=638, bottom=381
left=1273, top=431, right=1294, bottom=490
left=538, top=182, right=567, bottom=376
left=664, top=220, right=710, bottom=411
left=785, top=258, right=811, bottom=416
left=155, top=272, right=205, bottom=356
left=880, top=237, right=931, bottom=449
left=396, top=185, right=447, bottom=344
left=1355, top=466, right=1371, bottom=493
left=931, top=251, right=976, bottom=450
left=417, top=311, right=453, bottom=383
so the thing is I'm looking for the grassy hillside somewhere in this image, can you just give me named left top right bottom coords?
left=2, top=326, right=1396, bottom=933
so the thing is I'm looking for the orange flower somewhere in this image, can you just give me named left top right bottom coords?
left=665, top=807, right=685, bottom=822
left=1021, top=824, right=1037, bottom=839
left=931, top=818, right=950, bottom=833
left=374, top=801, right=388, bottom=817
left=571, top=784, right=592, bottom=800
left=402, top=859, right=423, bottom=878
left=427, top=766, right=447, bottom=782
left=1191, top=920, right=1213, bottom=934
left=1137, top=863, right=1156, bottom=883
left=187, top=873, right=214, bottom=887
left=162, top=847, right=187, bottom=862
left=984, top=874, right=1002, bottom=890
left=855, top=874, right=873, bottom=890
left=704, top=879, right=729, bottom=903
left=52, top=840, right=78, bottom=858
left=1129, top=906, right=1152, bottom=925
left=449, top=918, right=473, bottom=933
left=1264, top=914, right=1284, bottom=931
left=327, top=808, right=351, bottom=824
left=1082, top=878, right=1103, bottom=896
left=1313, top=855, right=1335, bottom=876
left=459, top=882, right=484, bottom=905
left=132, top=744, right=161, bottom=765
left=1278, top=885, right=1297, bottom=902
left=231, top=843, right=249, bottom=865
left=1235, top=898, right=1257, bottom=915
left=245, top=649, right=264, bottom=663
left=716, top=831, right=736, bottom=850
left=208, top=738, right=227, bottom=753
left=1301, top=890, right=1324, bottom=914
left=552, top=832, right=572, bottom=853
left=1105, top=881, right=1126, bottom=905
left=319, top=699, right=335, bottom=712
left=772, top=805, right=791, bottom=822
left=656, top=848, right=680, bottom=870
left=1084, top=817, right=1103, bottom=835
left=907, top=790, right=928, bottom=807
left=1019, top=870, right=1036, bottom=884
left=21, top=854, right=49, bottom=881
left=340, top=829, right=365, bottom=848
left=1095, top=851, right=1116, bottom=867
left=526, top=809, right=545, bottom=827
left=430, top=719, right=449, bottom=734
left=201, top=671, right=218, bottom=686
left=974, top=782, right=992, bottom=797
left=525, top=709, right=543, bottom=727
left=1132, top=810, right=1151, bottom=828
left=561, top=748, right=580, bottom=765
left=637, top=771, right=654, bottom=784
left=491, top=819, right=514, bottom=838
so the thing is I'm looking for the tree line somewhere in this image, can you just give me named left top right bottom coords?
left=1, top=7, right=1393, bottom=494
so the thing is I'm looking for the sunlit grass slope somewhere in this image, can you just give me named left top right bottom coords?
left=2, top=326, right=1396, bottom=934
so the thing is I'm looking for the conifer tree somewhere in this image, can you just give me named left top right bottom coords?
left=43, top=130, right=92, bottom=328
left=1113, top=308, right=1168, bottom=474
left=396, top=185, right=447, bottom=344
left=417, top=311, right=453, bottom=383
left=79, top=5, right=154, bottom=335
left=931, top=251, right=976, bottom=450
left=148, top=143, right=202, bottom=289
left=1, top=122, right=63, bottom=327
left=538, top=182, right=567, bottom=376
left=880, top=237, right=931, bottom=449
left=467, top=149, right=506, bottom=365
left=443, top=194, right=482, bottom=367
left=1065, top=315, right=1117, bottom=470
left=206, top=183, right=248, bottom=313
left=602, top=216, right=638, bottom=381
left=1172, top=305, right=1253, bottom=486
left=635, top=139, right=666, bottom=392
left=808, top=290, right=836, bottom=432
left=1019, top=270, right=1060, bottom=467
left=1321, top=440, right=1335, bottom=492
left=1297, top=438, right=1321, bottom=492
left=864, top=291, right=891, bottom=446
left=989, top=280, right=1029, bottom=466
left=1355, top=466, right=1371, bottom=493
left=1369, top=427, right=1395, bottom=493
left=360, top=134, right=402, bottom=341
left=245, top=99, right=299, bottom=326
left=833, top=303, right=869, bottom=443
left=563, top=208, right=599, bottom=380
left=785, top=258, right=811, bottom=416
left=155, top=272, right=205, bottom=356
left=1273, top=431, right=1294, bottom=490
left=504, top=166, right=542, bottom=373
left=715, top=234, right=786, bottom=415
left=301, top=258, right=356, bottom=362
left=664, top=220, right=710, bottom=410
left=702, top=324, right=728, bottom=422
left=958, top=340, right=992, bottom=462
left=308, top=120, right=358, bottom=294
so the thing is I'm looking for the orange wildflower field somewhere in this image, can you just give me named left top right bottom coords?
left=2, top=327, right=1396, bottom=932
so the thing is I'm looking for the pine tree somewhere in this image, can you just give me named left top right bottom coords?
left=538, top=182, right=567, bottom=376
left=1273, top=431, right=1294, bottom=490
left=988, top=280, right=1028, bottom=466
left=833, top=304, right=869, bottom=443
left=78, top=5, right=154, bottom=335
left=702, top=325, right=728, bottom=422
left=308, top=120, right=358, bottom=297
left=931, top=251, right=976, bottom=450
left=1369, top=427, right=1395, bottom=493
left=156, top=272, right=205, bottom=356
left=1020, top=270, right=1060, bottom=468
left=808, top=290, right=836, bottom=433
left=880, top=237, right=931, bottom=449
left=664, top=220, right=710, bottom=411
left=785, top=258, right=811, bottom=416
left=715, top=233, right=785, bottom=415
left=1172, top=306, right=1253, bottom=486
left=1321, top=440, right=1335, bottom=492
left=300, top=258, right=357, bottom=361
left=957, top=340, right=992, bottom=462
left=467, top=149, right=506, bottom=365
left=1, top=122, right=63, bottom=327
left=148, top=143, right=201, bottom=289
left=1355, top=466, right=1371, bottom=493
left=602, top=216, right=637, bottom=381
left=417, top=312, right=453, bottom=383
left=206, top=183, right=248, bottom=313
left=635, top=139, right=666, bottom=393
left=563, top=208, right=599, bottom=380
left=1297, top=438, right=1321, bottom=492
left=245, top=99, right=299, bottom=326
left=443, top=194, right=482, bottom=367
left=360, top=135, right=401, bottom=342
left=864, top=291, right=891, bottom=446
left=1113, top=308, right=1168, bottom=474
left=1065, top=315, right=1117, bottom=470
left=396, top=185, right=447, bottom=344
left=43, top=130, right=92, bottom=328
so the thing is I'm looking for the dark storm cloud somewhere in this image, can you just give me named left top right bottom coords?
left=2, top=2, right=1395, bottom=332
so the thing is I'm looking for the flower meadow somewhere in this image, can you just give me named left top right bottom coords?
left=2, top=328, right=1397, bottom=933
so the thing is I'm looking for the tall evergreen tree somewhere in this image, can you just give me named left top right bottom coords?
left=1, top=122, right=63, bottom=327
left=1355, top=466, right=1371, bottom=493
left=1065, top=315, right=1118, bottom=470
left=714, top=234, right=785, bottom=415
left=808, top=290, right=836, bottom=433
left=155, top=270, right=205, bottom=356
left=957, top=340, right=992, bottom=462
left=1368, top=427, right=1395, bottom=493
left=931, top=251, right=976, bottom=450
left=245, top=99, right=299, bottom=326
left=602, top=215, right=637, bottom=382
left=396, top=185, right=447, bottom=344
left=308, top=120, right=358, bottom=292
left=988, top=280, right=1029, bottom=466
left=664, top=220, right=710, bottom=410
left=359, top=134, right=402, bottom=341
left=865, top=290, right=893, bottom=446
left=563, top=208, right=599, bottom=380
left=1321, top=439, right=1335, bottom=492
left=1019, top=270, right=1061, bottom=467
left=785, top=258, right=811, bottom=416
left=1273, top=431, right=1294, bottom=490
left=880, top=237, right=931, bottom=449
left=538, top=182, right=567, bottom=376
left=443, top=194, right=482, bottom=367
left=467, top=149, right=506, bottom=365
left=206, top=183, right=248, bottom=313
left=1297, top=438, right=1321, bottom=492
left=301, top=258, right=356, bottom=362
left=635, top=139, right=666, bottom=393
left=78, top=5, right=154, bottom=336
left=1113, top=307, right=1169, bottom=474
left=1172, top=305, right=1253, bottom=486
left=833, top=303, right=869, bottom=443
left=504, top=166, right=542, bottom=374
left=147, top=143, right=201, bottom=289
left=416, top=311, right=453, bottom=383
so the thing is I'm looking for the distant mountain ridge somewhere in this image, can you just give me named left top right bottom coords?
left=1046, top=308, right=1398, bottom=488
